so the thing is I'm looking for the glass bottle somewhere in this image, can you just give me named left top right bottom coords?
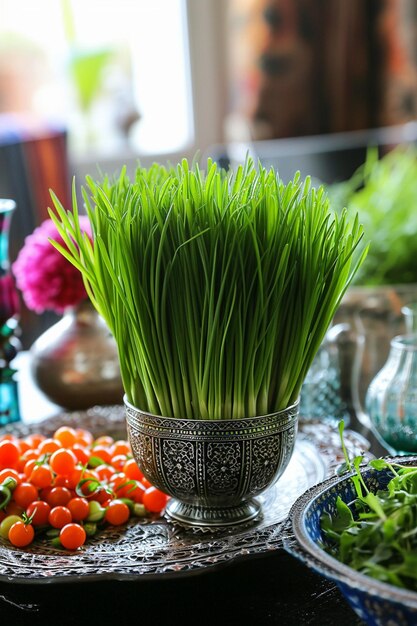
left=0, top=199, right=20, bottom=425
left=365, top=334, right=417, bottom=454
left=402, top=303, right=417, bottom=333
left=300, top=323, right=351, bottom=425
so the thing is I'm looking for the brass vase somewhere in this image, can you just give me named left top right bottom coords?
left=30, top=299, right=124, bottom=410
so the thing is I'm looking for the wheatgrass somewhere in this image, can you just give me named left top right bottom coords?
left=49, top=158, right=367, bottom=419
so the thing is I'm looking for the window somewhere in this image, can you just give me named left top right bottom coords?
left=0, top=0, right=194, bottom=158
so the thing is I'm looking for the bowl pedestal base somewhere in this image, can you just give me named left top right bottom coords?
left=165, top=497, right=261, bottom=528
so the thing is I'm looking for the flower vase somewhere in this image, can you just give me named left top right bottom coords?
left=30, top=299, right=124, bottom=410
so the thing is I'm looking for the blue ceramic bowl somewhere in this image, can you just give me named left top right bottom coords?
left=284, top=456, right=417, bottom=626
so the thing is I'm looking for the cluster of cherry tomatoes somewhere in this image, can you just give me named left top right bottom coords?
left=0, top=425, right=169, bottom=550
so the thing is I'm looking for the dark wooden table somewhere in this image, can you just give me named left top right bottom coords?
left=0, top=354, right=375, bottom=626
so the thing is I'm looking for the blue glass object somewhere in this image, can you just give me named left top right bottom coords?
left=366, top=333, right=417, bottom=454
left=300, top=323, right=351, bottom=425
left=0, top=199, right=20, bottom=424
left=402, top=302, right=417, bottom=333
left=0, top=367, right=20, bottom=426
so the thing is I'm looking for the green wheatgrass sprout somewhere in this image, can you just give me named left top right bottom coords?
left=48, top=158, right=367, bottom=420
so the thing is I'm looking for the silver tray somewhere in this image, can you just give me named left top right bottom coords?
left=0, top=408, right=369, bottom=583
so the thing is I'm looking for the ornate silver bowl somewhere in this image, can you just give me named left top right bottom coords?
left=125, top=399, right=299, bottom=527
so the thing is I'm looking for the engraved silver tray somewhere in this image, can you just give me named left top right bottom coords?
left=0, top=407, right=369, bottom=583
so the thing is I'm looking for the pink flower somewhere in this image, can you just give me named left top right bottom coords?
left=12, top=217, right=92, bottom=314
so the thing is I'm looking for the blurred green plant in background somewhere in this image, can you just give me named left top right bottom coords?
left=330, top=146, right=417, bottom=286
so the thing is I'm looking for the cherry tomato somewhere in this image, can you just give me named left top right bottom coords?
left=46, top=487, right=72, bottom=508
left=100, top=498, right=113, bottom=508
left=94, top=435, right=114, bottom=447
left=38, top=438, right=62, bottom=455
left=8, top=521, right=35, bottom=547
left=0, top=468, right=21, bottom=486
left=23, top=459, right=37, bottom=479
left=53, top=426, right=77, bottom=448
left=65, top=467, right=84, bottom=490
left=143, top=486, right=169, bottom=513
left=13, top=482, right=38, bottom=509
left=0, top=425, right=166, bottom=550
left=26, top=500, right=51, bottom=526
left=16, top=440, right=31, bottom=455
left=90, top=445, right=112, bottom=464
left=48, top=506, right=72, bottom=529
left=104, top=499, right=130, bottom=526
left=29, top=464, right=53, bottom=489
left=59, top=523, right=86, bottom=550
left=67, top=498, right=89, bottom=521
left=17, top=449, right=39, bottom=473
left=111, top=440, right=131, bottom=457
left=86, top=500, right=106, bottom=522
left=24, top=434, right=45, bottom=449
left=110, top=454, right=128, bottom=472
left=92, top=488, right=112, bottom=505
left=95, top=464, right=114, bottom=482
left=71, top=444, right=90, bottom=465
left=109, top=472, right=127, bottom=491
left=84, top=469, right=99, bottom=481
left=76, top=477, right=102, bottom=499
left=109, top=473, right=132, bottom=498
left=123, top=459, right=144, bottom=481
left=74, top=428, right=94, bottom=447
left=50, top=449, right=77, bottom=475
left=0, top=515, right=22, bottom=539
left=125, top=481, right=146, bottom=504
left=0, top=440, right=20, bottom=469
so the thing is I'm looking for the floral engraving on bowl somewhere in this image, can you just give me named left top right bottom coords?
left=206, top=442, right=241, bottom=493
left=250, top=434, right=284, bottom=492
left=132, top=433, right=153, bottom=478
left=161, top=439, right=196, bottom=494
left=125, top=400, right=303, bottom=525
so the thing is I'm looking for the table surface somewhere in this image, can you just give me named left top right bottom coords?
left=2, top=354, right=382, bottom=626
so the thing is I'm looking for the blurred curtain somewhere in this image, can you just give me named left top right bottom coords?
left=226, top=0, right=417, bottom=140
left=0, top=115, right=70, bottom=347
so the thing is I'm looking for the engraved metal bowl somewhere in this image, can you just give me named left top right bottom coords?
left=125, top=398, right=299, bottom=528
left=284, top=456, right=417, bottom=626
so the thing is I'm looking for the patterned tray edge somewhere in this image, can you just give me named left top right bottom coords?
left=0, top=409, right=370, bottom=584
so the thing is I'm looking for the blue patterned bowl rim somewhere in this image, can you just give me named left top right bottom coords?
left=284, top=455, right=417, bottom=609
left=124, top=396, right=299, bottom=425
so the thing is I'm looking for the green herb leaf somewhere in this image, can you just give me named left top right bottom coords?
left=322, top=425, right=417, bottom=592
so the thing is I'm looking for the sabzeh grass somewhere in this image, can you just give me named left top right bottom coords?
left=49, top=157, right=368, bottom=421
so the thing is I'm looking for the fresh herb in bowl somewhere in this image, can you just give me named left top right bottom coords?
left=321, top=422, right=417, bottom=592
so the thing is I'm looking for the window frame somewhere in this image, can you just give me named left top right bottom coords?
left=72, top=0, right=228, bottom=180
